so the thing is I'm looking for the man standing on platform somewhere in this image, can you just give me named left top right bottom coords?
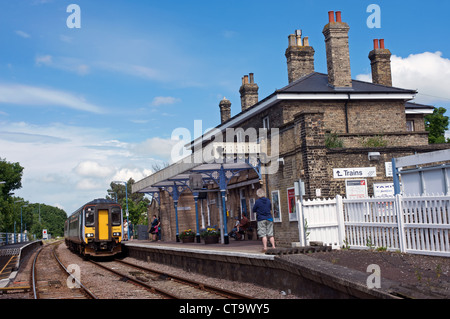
left=252, top=189, right=276, bottom=252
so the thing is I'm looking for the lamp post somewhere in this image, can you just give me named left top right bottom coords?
left=0, top=182, right=5, bottom=242
left=13, top=200, right=23, bottom=243
left=20, top=204, right=28, bottom=242
left=113, top=181, right=129, bottom=240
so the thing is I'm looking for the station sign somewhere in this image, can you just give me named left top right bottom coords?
left=333, top=167, right=376, bottom=179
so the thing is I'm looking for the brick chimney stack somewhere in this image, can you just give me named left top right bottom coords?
left=285, top=29, right=315, bottom=83
left=219, top=97, right=231, bottom=123
left=369, top=39, right=392, bottom=86
left=239, top=73, right=259, bottom=111
left=322, top=11, right=352, bottom=88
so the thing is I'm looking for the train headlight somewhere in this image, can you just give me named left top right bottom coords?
left=86, top=233, right=94, bottom=238
left=113, top=232, right=121, bottom=237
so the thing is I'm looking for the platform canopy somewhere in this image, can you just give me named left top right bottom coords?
left=132, top=144, right=262, bottom=195
left=132, top=144, right=262, bottom=245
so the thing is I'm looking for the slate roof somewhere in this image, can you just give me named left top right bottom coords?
left=404, top=101, right=434, bottom=111
left=276, top=72, right=417, bottom=95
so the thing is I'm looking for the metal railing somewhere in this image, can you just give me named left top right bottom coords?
left=0, top=232, right=29, bottom=246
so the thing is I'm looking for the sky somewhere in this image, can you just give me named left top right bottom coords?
left=0, top=0, right=450, bottom=215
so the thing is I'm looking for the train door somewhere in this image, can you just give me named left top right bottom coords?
left=98, top=210, right=109, bottom=240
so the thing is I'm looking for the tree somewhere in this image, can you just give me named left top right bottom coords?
left=28, top=203, right=67, bottom=239
left=425, top=107, right=449, bottom=144
left=106, top=178, right=150, bottom=226
left=0, top=159, right=24, bottom=233
left=0, top=158, right=24, bottom=199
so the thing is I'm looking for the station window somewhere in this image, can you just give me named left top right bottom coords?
left=406, top=120, right=414, bottom=132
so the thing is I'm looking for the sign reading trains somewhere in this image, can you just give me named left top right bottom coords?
left=333, top=167, right=376, bottom=179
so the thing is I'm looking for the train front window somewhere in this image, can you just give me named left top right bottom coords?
left=111, top=207, right=121, bottom=226
left=85, top=206, right=95, bottom=227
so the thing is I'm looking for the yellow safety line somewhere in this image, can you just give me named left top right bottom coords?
left=0, top=255, right=16, bottom=275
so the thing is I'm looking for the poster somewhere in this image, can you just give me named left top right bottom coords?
left=345, top=179, right=368, bottom=199
left=271, top=190, right=282, bottom=222
left=287, top=187, right=297, bottom=221
left=374, top=183, right=394, bottom=197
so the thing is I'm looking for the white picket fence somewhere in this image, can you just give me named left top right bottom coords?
left=296, top=194, right=450, bottom=257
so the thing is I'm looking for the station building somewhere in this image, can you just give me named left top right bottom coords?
left=132, top=11, right=450, bottom=246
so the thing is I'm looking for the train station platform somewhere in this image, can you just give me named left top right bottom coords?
left=122, top=239, right=430, bottom=299
left=124, top=239, right=271, bottom=258
left=0, top=241, right=42, bottom=288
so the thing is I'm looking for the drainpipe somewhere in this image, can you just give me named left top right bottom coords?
left=345, top=93, right=350, bottom=133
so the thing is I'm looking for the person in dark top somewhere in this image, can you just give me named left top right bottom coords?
left=149, top=215, right=159, bottom=241
left=252, top=188, right=276, bottom=252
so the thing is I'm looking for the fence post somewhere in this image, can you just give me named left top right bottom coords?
left=395, top=194, right=407, bottom=253
left=296, top=199, right=306, bottom=246
left=335, top=195, right=345, bottom=248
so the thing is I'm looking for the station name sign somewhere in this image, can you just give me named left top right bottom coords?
left=333, top=167, right=376, bottom=179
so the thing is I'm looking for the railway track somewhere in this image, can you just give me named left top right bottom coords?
left=88, top=258, right=254, bottom=299
left=31, top=241, right=97, bottom=299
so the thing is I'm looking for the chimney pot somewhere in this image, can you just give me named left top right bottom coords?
left=335, top=11, right=342, bottom=22
left=303, top=36, right=309, bottom=46
left=249, top=73, right=254, bottom=83
left=379, top=39, right=385, bottom=49
left=295, top=29, right=302, bottom=46
left=288, top=34, right=296, bottom=47
left=328, top=11, right=335, bottom=23
left=373, top=39, right=379, bottom=49
left=243, top=75, right=249, bottom=84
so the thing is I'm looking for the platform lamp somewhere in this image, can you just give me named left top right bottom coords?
left=20, top=204, right=28, bottom=242
left=0, top=182, right=4, bottom=242
left=113, top=181, right=129, bottom=240
left=13, top=199, right=23, bottom=243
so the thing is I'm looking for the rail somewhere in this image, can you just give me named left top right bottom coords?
left=88, top=258, right=254, bottom=299
left=32, top=241, right=98, bottom=299
left=116, top=258, right=254, bottom=299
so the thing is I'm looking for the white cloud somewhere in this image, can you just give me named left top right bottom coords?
left=95, top=61, right=167, bottom=82
left=356, top=51, right=450, bottom=105
left=35, top=55, right=52, bottom=66
left=0, top=83, right=104, bottom=113
left=0, top=121, right=162, bottom=213
left=15, top=30, right=30, bottom=38
left=35, top=55, right=90, bottom=75
left=75, top=161, right=114, bottom=178
left=133, top=137, right=180, bottom=160
left=112, top=168, right=153, bottom=183
left=151, top=96, right=182, bottom=106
